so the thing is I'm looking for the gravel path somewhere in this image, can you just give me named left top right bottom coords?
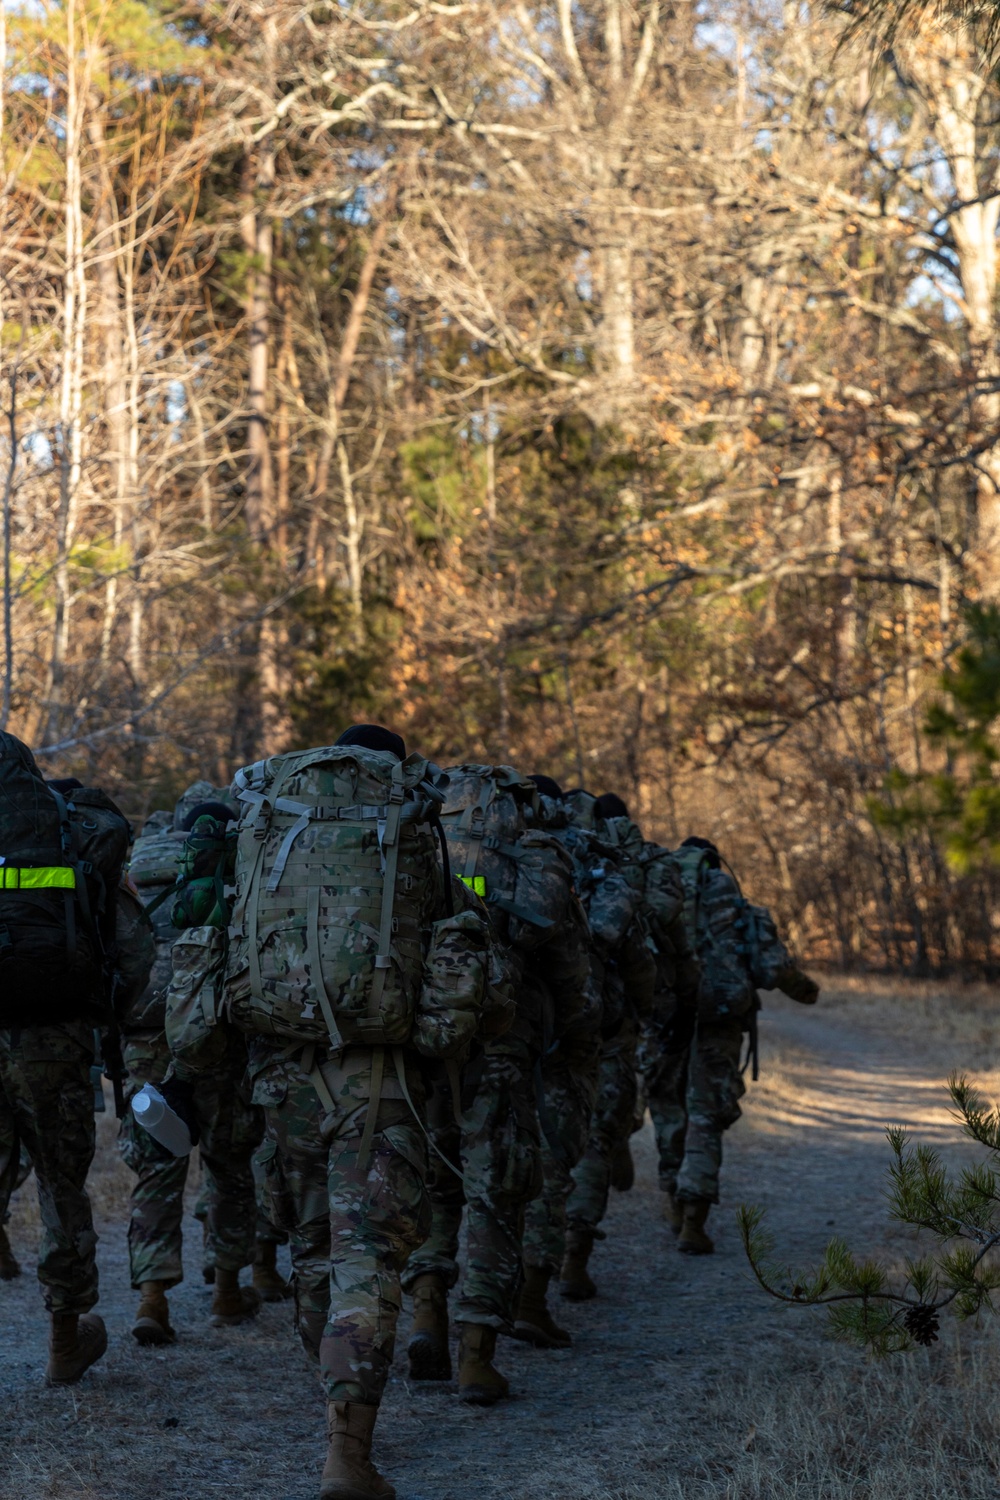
left=2, top=988, right=997, bottom=1500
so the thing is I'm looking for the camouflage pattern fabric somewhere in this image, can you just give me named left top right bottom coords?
left=0, top=1022, right=99, bottom=1313
left=0, top=1079, right=32, bottom=1223
left=403, top=1048, right=542, bottom=1329
left=522, top=1030, right=600, bottom=1272
left=646, top=1016, right=745, bottom=1203
left=119, top=1031, right=261, bottom=1288
left=252, top=1145, right=288, bottom=1247
left=404, top=788, right=594, bottom=1333
left=247, top=1039, right=430, bottom=1405
left=566, top=1015, right=640, bottom=1232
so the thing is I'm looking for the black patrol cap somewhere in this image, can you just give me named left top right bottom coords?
left=336, top=724, right=406, bottom=761
left=529, top=774, right=564, bottom=800
left=681, top=834, right=721, bottom=869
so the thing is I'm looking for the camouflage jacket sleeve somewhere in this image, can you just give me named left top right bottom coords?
left=749, top=903, right=819, bottom=1003
left=113, top=884, right=157, bottom=1019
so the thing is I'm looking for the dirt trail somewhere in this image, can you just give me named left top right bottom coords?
left=2, top=991, right=996, bottom=1500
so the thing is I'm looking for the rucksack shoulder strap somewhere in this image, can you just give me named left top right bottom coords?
left=367, top=760, right=407, bottom=1024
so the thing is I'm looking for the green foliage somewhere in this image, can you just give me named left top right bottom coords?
left=741, top=1073, right=1000, bottom=1355
left=869, top=606, right=1000, bottom=872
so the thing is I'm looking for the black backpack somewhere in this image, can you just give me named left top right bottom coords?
left=0, top=734, right=131, bottom=1025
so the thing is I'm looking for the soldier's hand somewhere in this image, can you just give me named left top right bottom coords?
left=790, top=973, right=820, bottom=1005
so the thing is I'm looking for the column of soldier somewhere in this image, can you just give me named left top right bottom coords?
left=0, top=724, right=818, bottom=1500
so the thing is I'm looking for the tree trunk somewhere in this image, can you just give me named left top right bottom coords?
left=45, top=2, right=87, bottom=744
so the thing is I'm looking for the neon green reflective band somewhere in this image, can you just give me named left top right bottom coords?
left=0, top=866, right=76, bottom=890
left=459, top=875, right=486, bottom=897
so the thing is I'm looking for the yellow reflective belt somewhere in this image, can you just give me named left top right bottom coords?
left=0, top=866, right=76, bottom=890
left=459, top=874, right=486, bottom=897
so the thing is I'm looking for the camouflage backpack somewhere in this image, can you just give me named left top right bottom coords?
left=0, top=734, right=131, bottom=1025
left=439, top=764, right=566, bottom=949
left=673, top=846, right=757, bottom=1021
left=126, top=809, right=233, bottom=1032
left=225, top=745, right=454, bottom=1049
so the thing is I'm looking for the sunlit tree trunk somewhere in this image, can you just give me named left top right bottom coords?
left=45, top=0, right=88, bottom=744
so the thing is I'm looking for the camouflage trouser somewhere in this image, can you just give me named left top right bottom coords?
left=522, top=1046, right=599, bottom=1273
left=646, top=1017, right=745, bottom=1204
left=251, top=1044, right=430, bottom=1407
left=0, top=1022, right=99, bottom=1314
left=566, top=1017, right=639, bottom=1234
left=118, top=1032, right=261, bottom=1289
left=0, top=1077, right=33, bottom=1222
left=192, top=1161, right=288, bottom=1251
left=403, top=1049, right=543, bottom=1330
left=252, top=1145, right=288, bottom=1247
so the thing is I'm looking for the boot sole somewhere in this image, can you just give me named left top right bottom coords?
left=677, top=1242, right=714, bottom=1256
left=253, top=1285, right=291, bottom=1304
left=210, top=1311, right=260, bottom=1326
left=458, top=1384, right=508, bottom=1405
left=46, top=1330, right=108, bottom=1386
left=557, top=1282, right=597, bottom=1301
left=132, top=1318, right=176, bottom=1347
left=407, top=1335, right=452, bottom=1381
left=320, top=1484, right=396, bottom=1500
left=511, top=1321, right=572, bottom=1350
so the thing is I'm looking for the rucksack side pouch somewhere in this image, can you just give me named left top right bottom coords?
left=413, top=910, right=489, bottom=1059
left=165, top=925, right=228, bottom=1077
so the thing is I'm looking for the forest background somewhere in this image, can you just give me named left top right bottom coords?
left=6, top=0, right=1000, bottom=972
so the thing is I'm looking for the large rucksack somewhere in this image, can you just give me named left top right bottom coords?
left=439, top=764, right=565, bottom=949
left=125, top=817, right=203, bottom=1033
left=0, top=734, right=131, bottom=1025
left=224, top=745, right=450, bottom=1048
left=673, top=847, right=756, bottom=1021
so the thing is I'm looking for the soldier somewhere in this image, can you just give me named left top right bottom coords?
left=120, top=785, right=262, bottom=1344
left=197, top=723, right=490, bottom=1500
left=402, top=763, right=593, bottom=1405
left=0, top=737, right=152, bottom=1384
left=558, top=791, right=658, bottom=1301
left=647, top=835, right=819, bottom=1253
left=514, top=776, right=603, bottom=1349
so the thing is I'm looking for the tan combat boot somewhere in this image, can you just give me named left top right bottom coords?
left=456, top=1323, right=509, bottom=1405
left=678, top=1199, right=715, bottom=1255
left=610, top=1138, right=635, bottom=1192
left=407, top=1273, right=451, bottom=1380
left=46, top=1312, right=108, bottom=1386
left=558, top=1227, right=597, bottom=1301
left=0, top=1224, right=21, bottom=1279
left=253, top=1240, right=290, bottom=1303
left=132, top=1280, right=176, bottom=1346
left=512, top=1265, right=572, bottom=1349
left=320, top=1401, right=395, bottom=1500
left=210, top=1267, right=261, bottom=1326
left=663, top=1190, right=683, bottom=1235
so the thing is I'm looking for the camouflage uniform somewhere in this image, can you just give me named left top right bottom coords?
left=120, top=788, right=260, bottom=1290
left=119, top=1030, right=260, bottom=1287
left=647, top=861, right=817, bottom=1204
left=249, top=1043, right=432, bottom=1399
left=565, top=809, right=657, bottom=1240
left=0, top=1078, right=32, bottom=1227
left=404, top=829, right=593, bottom=1331
left=0, top=1023, right=99, bottom=1313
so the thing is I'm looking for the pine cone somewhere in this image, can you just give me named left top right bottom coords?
left=903, top=1303, right=940, bottom=1347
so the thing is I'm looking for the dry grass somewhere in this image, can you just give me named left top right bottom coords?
left=4, top=978, right=1000, bottom=1499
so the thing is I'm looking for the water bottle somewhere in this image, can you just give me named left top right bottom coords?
left=132, top=1084, right=192, bottom=1157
